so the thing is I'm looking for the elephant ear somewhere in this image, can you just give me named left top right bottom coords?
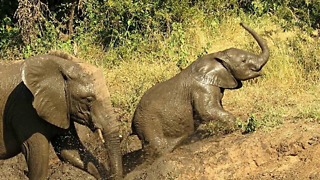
left=22, top=54, right=76, bottom=129
left=192, top=56, right=238, bottom=89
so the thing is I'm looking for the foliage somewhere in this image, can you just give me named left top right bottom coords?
left=0, top=0, right=18, bottom=20
left=0, top=0, right=320, bottom=133
left=78, top=0, right=199, bottom=49
left=0, top=17, right=21, bottom=58
left=15, top=0, right=49, bottom=44
left=243, top=114, right=258, bottom=134
left=1, top=0, right=320, bottom=58
left=237, top=0, right=320, bottom=29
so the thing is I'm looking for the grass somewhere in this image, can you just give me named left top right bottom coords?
left=81, top=14, right=318, bottom=136
left=220, top=17, right=320, bottom=131
left=6, top=12, right=319, bottom=135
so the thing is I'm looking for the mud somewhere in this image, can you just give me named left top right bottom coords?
left=0, top=120, right=319, bottom=180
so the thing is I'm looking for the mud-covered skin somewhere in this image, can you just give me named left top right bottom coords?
left=0, top=52, right=123, bottom=180
left=132, top=23, right=270, bottom=158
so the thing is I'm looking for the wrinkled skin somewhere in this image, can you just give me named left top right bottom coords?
left=0, top=51, right=123, bottom=179
left=132, top=23, right=270, bottom=158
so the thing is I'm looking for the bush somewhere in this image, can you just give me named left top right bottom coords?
left=1, top=0, right=320, bottom=59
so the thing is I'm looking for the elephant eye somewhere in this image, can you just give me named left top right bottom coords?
left=86, top=96, right=95, bottom=102
left=80, top=95, right=95, bottom=104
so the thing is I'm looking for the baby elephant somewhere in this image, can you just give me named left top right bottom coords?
left=132, top=23, right=269, bottom=158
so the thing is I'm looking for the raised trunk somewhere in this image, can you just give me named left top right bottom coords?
left=240, top=23, right=270, bottom=69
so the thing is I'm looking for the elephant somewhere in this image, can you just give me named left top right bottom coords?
left=0, top=51, right=123, bottom=179
left=132, top=23, right=270, bottom=158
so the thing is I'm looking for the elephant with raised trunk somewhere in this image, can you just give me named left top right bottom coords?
left=132, top=23, right=270, bottom=158
left=0, top=51, right=122, bottom=179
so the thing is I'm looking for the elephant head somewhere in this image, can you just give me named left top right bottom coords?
left=21, top=51, right=122, bottom=179
left=193, top=23, right=269, bottom=89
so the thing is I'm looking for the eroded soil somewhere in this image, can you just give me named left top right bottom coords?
left=1, top=120, right=319, bottom=180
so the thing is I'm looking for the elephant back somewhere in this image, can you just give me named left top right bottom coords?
left=0, top=61, right=24, bottom=107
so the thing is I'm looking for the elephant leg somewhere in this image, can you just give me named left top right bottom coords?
left=168, top=134, right=190, bottom=150
left=141, top=120, right=170, bottom=159
left=193, top=87, right=237, bottom=133
left=199, top=103, right=237, bottom=133
left=213, top=109, right=237, bottom=133
left=51, top=125, right=108, bottom=179
left=21, top=132, right=49, bottom=180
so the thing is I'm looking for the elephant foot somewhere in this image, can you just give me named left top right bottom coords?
left=143, top=134, right=189, bottom=163
left=22, top=133, right=50, bottom=180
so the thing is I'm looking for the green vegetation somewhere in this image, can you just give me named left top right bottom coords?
left=1, top=0, right=319, bottom=135
left=242, top=114, right=258, bottom=134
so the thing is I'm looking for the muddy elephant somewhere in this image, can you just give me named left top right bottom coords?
left=132, top=23, right=270, bottom=158
left=0, top=51, right=122, bottom=179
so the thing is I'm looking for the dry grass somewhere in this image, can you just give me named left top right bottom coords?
left=76, top=15, right=319, bottom=134
left=219, top=18, right=320, bottom=129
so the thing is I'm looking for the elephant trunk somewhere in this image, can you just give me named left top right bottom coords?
left=240, top=23, right=269, bottom=69
left=91, top=102, right=123, bottom=179
left=102, top=127, right=123, bottom=180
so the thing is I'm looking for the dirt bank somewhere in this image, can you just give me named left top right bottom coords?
left=0, top=120, right=319, bottom=179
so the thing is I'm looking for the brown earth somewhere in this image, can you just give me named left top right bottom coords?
left=0, top=120, right=319, bottom=180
